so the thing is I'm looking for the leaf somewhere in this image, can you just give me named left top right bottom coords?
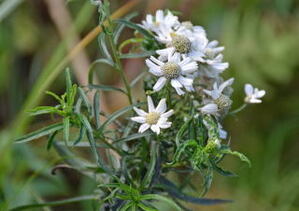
left=210, top=160, right=237, bottom=177
left=93, top=91, right=101, bottom=129
left=130, top=72, right=146, bottom=88
left=98, top=33, right=112, bottom=60
left=141, top=141, right=158, bottom=188
left=119, top=51, right=156, bottom=59
left=113, top=12, right=138, bottom=43
left=138, top=203, right=158, bottom=211
left=141, top=194, right=182, bottom=211
left=119, top=38, right=144, bottom=53
left=221, top=147, right=251, bottom=167
left=119, top=201, right=134, bottom=211
left=65, top=68, right=72, bottom=106
left=157, top=176, right=232, bottom=205
left=98, top=104, right=140, bottom=133
left=77, top=113, right=111, bottom=174
left=15, top=123, right=63, bottom=144
left=113, top=132, right=151, bottom=144
left=88, top=58, right=114, bottom=84
left=176, top=119, right=192, bottom=147
left=29, top=106, right=60, bottom=116
left=10, top=195, right=97, bottom=211
left=116, top=19, right=154, bottom=40
left=46, top=91, right=63, bottom=103
left=63, top=117, right=70, bottom=145
left=88, top=84, right=126, bottom=94
left=78, top=87, right=91, bottom=113
left=47, top=131, right=58, bottom=151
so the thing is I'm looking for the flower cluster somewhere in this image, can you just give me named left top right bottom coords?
left=132, top=10, right=266, bottom=135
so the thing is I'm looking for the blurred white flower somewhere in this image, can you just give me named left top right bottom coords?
left=146, top=51, right=198, bottom=95
left=141, top=10, right=179, bottom=34
left=244, top=84, right=266, bottom=104
left=203, top=78, right=234, bottom=100
left=131, top=96, right=174, bottom=134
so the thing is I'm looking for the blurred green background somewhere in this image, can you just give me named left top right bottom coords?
left=0, top=0, right=299, bottom=210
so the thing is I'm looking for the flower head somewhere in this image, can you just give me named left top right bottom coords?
left=131, top=96, right=174, bottom=134
left=244, top=84, right=266, bottom=104
left=146, top=51, right=198, bottom=95
left=203, top=78, right=234, bottom=100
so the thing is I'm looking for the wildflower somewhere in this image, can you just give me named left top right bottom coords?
left=141, top=10, right=179, bottom=34
left=244, top=84, right=266, bottom=104
left=131, top=96, right=174, bottom=134
left=203, top=78, right=234, bottom=100
left=146, top=51, right=198, bottom=95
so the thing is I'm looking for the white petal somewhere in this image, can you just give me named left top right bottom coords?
left=156, top=98, right=167, bottom=113
left=171, top=79, right=183, bottom=88
left=244, top=84, right=253, bottom=96
left=219, top=78, right=234, bottom=93
left=177, top=76, right=193, bottom=87
left=158, top=121, right=172, bottom=129
left=153, top=77, right=167, bottom=92
left=200, top=104, right=218, bottom=114
left=151, top=124, right=161, bottom=134
left=161, top=109, right=174, bottom=118
left=131, top=116, right=146, bottom=123
left=133, top=107, right=147, bottom=116
left=139, top=123, right=150, bottom=133
left=256, top=90, right=266, bottom=98
left=147, top=96, right=155, bottom=112
left=174, top=87, right=185, bottom=95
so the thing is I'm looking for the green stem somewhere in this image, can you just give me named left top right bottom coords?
left=105, top=5, right=133, bottom=105
left=229, top=103, right=247, bottom=115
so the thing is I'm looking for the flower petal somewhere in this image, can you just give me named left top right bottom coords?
left=133, top=107, right=147, bottom=116
left=156, top=98, right=167, bottom=113
left=153, top=77, right=167, bottom=92
left=131, top=116, right=146, bottom=123
left=161, top=109, right=174, bottom=118
left=244, top=84, right=253, bottom=96
left=151, top=124, right=161, bottom=134
left=139, top=123, right=150, bottom=133
left=147, top=96, right=155, bottom=112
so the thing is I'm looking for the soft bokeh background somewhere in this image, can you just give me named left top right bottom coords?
left=0, top=0, right=299, bottom=210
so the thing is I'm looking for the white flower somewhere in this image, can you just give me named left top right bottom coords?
left=244, top=84, right=266, bottom=104
left=156, top=33, right=208, bottom=62
left=131, top=96, right=174, bottom=134
left=146, top=51, right=198, bottom=95
left=141, top=10, right=179, bottom=34
left=203, top=78, right=234, bottom=100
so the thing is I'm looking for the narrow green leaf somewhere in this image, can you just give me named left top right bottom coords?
left=98, top=33, right=112, bottom=60
left=15, top=123, right=63, bottom=144
left=10, top=195, right=97, bottom=211
left=93, top=91, right=101, bottom=129
left=77, top=114, right=111, bottom=174
left=78, top=87, right=91, bottom=112
left=176, top=119, right=192, bottom=147
left=46, top=91, right=63, bottom=103
left=120, top=201, right=134, bottom=211
left=98, top=104, right=140, bottom=133
left=88, top=84, right=126, bottom=94
left=130, top=72, right=146, bottom=88
left=88, top=58, right=114, bottom=84
left=113, top=132, right=151, bottom=144
left=119, top=38, right=144, bottom=53
left=63, top=117, right=70, bottom=144
left=210, top=160, right=237, bottom=177
left=221, top=148, right=251, bottom=167
left=47, top=131, right=58, bottom=151
left=119, top=51, right=155, bottom=59
left=141, top=142, right=158, bottom=188
left=65, top=68, right=72, bottom=106
left=138, top=203, right=158, bottom=211
left=29, top=106, right=60, bottom=116
left=116, top=19, right=154, bottom=39
left=113, top=12, right=138, bottom=43
left=141, top=194, right=182, bottom=211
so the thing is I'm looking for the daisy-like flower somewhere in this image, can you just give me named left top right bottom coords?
left=131, top=96, right=174, bottom=134
left=203, top=78, right=234, bottom=100
left=244, top=84, right=266, bottom=104
left=146, top=51, right=198, bottom=95
left=141, top=10, right=179, bottom=34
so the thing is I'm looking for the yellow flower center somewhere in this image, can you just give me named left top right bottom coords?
left=161, top=62, right=181, bottom=79
left=215, top=95, right=232, bottom=109
left=146, top=112, right=160, bottom=125
left=170, top=34, right=191, bottom=54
